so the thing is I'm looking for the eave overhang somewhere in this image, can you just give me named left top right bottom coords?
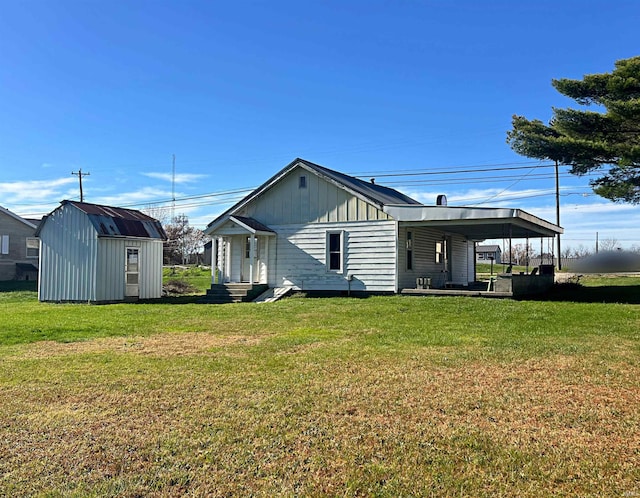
left=383, top=205, right=563, bottom=240
left=205, top=215, right=276, bottom=237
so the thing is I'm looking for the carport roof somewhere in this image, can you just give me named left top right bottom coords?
left=383, top=205, right=563, bottom=240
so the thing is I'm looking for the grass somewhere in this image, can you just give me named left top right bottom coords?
left=163, top=265, right=212, bottom=294
left=0, top=277, right=639, bottom=496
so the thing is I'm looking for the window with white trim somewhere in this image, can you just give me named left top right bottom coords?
left=1, top=235, right=8, bottom=255
left=299, top=175, right=307, bottom=189
left=326, top=231, right=343, bottom=272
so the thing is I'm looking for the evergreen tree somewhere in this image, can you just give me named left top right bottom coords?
left=507, top=56, right=640, bottom=203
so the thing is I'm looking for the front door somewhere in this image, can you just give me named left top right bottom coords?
left=125, top=248, right=140, bottom=297
left=445, top=235, right=453, bottom=282
left=241, top=237, right=260, bottom=283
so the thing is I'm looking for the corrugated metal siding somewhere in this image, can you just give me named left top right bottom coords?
left=239, top=166, right=390, bottom=225
left=38, top=203, right=98, bottom=301
left=96, top=238, right=164, bottom=300
left=269, top=220, right=397, bottom=292
left=96, top=238, right=126, bottom=301
left=139, top=240, right=164, bottom=299
left=397, top=227, right=470, bottom=289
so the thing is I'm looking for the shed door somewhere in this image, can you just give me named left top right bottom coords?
left=125, top=248, right=140, bottom=297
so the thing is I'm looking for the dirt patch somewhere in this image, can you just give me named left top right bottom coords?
left=15, top=332, right=264, bottom=359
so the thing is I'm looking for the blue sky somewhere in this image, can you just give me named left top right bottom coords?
left=2, top=0, right=639, bottom=252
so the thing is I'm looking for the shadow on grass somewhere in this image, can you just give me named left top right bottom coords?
left=531, top=283, right=640, bottom=304
left=138, top=295, right=205, bottom=305
left=0, top=281, right=37, bottom=292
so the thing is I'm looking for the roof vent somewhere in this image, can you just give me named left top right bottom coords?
left=370, top=178, right=375, bottom=184
left=436, top=194, right=447, bottom=206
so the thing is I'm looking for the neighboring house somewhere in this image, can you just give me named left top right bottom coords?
left=36, top=201, right=167, bottom=302
left=0, top=206, right=40, bottom=281
left=476, top=244, right=502, bottom=264
left=204, top=158, right=563, bottom=296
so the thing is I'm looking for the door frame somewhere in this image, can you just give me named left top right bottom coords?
left=125, top=247, right=140, bottom=297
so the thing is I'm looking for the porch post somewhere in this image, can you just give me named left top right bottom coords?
left=249, top=234, right=256, bottom=284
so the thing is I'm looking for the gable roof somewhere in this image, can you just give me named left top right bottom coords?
left=0, top=206, right=38, bottom=230
left=476, top=244, right=501, bottom=252
left=302, top=160, right=421, bottom=207
left=206, top=158, right=419, bottom=231
left=36, top=200, right=167, bottom=240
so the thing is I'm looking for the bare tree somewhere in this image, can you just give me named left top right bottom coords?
left=163, top=214, right=207, bottom=265
left=599, top=238, right=620, bottom=252
left=504, top=242, right=535, bottom=266
left=571, top=244, right=592, bottom=258
left=142, top=205, right=171, bottom=225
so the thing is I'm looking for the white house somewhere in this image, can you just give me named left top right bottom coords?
left=203, top=158, right=562, bottom=300
left=36, top=201, right=167, bottom=303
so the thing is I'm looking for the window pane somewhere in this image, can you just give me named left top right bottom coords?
left=127, top=249, right=139, bottom=272
left=329, top=233, right=340, bottom=252
left=329, top=252, right=341, bottom=270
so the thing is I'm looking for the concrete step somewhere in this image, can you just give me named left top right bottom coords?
left=200, top=284, right=269, bottom=304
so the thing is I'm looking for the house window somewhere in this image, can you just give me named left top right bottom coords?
left=406, top=230, right=413, bottom=270
left=435, top=240, right=444, bottom=263
left=299, top=175, right=307, bottom=189
left=245, top=237, right=260, bottom=259
left=26, top=238, right=39, bottom=258
left=327, top=231, right=343, bottom=272
left=1, top=235, right=8, bottom=255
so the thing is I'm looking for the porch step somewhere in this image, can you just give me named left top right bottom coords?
left=199, top=284, right=269, bottom=304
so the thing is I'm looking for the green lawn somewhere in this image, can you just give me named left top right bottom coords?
left=0, top=278, right=639, bottom=496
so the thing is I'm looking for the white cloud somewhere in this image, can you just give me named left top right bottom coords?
left=142, top=172, right=207, bottom=183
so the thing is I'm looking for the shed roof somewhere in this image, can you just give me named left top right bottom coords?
left=477, top=244, right=501, bottom=252
left=37, top=200, right=167, bottom=240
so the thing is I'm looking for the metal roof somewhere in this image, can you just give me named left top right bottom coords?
left=477, top=245, right=501, bottom=252
left=42, top=201, right=167, bottom=240
left=303, top=160, right=421, bottom=207
left=383, top=205, right=563, bottom=240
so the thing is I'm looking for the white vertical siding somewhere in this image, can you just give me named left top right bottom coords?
left=238, top=166, right=390, bottom=225
left=139, top=240, right=164, bottom=299
left=96, top=238, right=163, bottom=300
left=96, top=238, right=126, bottom=301
left=38, top=204, right=99, bottom=302
left=269, top=220, right=397, bottom=292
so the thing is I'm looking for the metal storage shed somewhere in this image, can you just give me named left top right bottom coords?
left=36, top=200, right=167, bottom=303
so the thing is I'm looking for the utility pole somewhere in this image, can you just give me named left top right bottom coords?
left=172, top=154, right=176, bottom=222
left=555, top=160, right=562, bottom=270
left=71, top=169, right=90, bottom=202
